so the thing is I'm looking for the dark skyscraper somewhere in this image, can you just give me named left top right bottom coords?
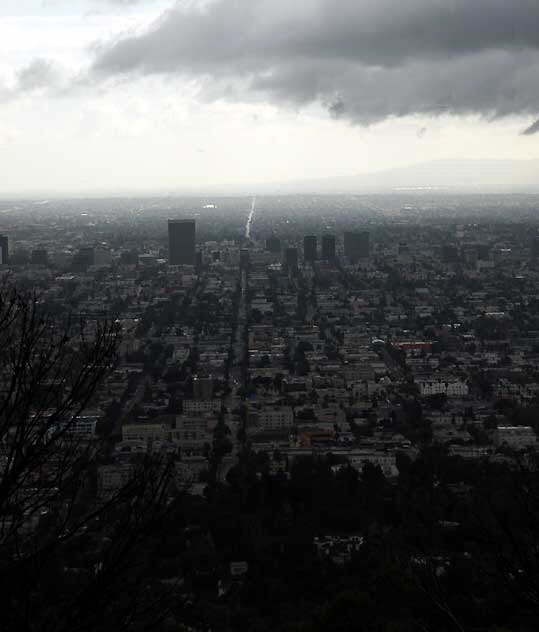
left=344, top=231, right=370, bottom=262
left=284, top=247, right=298, bottom=274
left=71, top=246, right=95, bottom=272
left=321, top=235, right=336, bottom=260
left=303, top=236, right=317, bottom=262
left=266, top=236, right=281, bottom=253
left=0, top=234, right=9, bottom=265
left=168, top=219, right=196, bottom=265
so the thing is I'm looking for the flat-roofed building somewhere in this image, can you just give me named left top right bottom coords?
left=168, top=219, right=196, bottom=265
left=122, top=423, right=169, bottom=443
left=303, top=236, right=317, bottom=262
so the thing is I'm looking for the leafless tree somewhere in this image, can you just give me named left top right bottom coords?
left=0, top=284, right=179, bottom=632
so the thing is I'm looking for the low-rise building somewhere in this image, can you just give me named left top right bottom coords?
left=495, top=426, right=537, bottom=450
left=256, top=406, right=294, bottom=430
left=418, top=380, right=469, bottom=398
left=183, top=399, right=221, bottom=414
left=98, top=463, right=134, bottom=496
left=122, top=422, right=169, bottom=443
left=171, top=415, right=217, bottom=450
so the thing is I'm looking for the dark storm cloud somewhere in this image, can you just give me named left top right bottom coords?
left=328, top=96, right=346, bottom=120
left=91, top=0, right=539, bottom=124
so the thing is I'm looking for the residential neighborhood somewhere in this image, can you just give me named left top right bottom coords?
left=3, top=195, right=539, bottom=629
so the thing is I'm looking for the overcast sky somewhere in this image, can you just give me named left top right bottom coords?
left=1, top=0, right=539, bottom=195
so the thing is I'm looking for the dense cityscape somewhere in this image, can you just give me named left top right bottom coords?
left=2, top=194, right=539, bottom=630
left=5, top=0, right=539, bottom=628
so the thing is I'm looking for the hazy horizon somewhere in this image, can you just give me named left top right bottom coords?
left=2, top=1, right=539, bottom=195
left=2, top=157, right=539, bottom=200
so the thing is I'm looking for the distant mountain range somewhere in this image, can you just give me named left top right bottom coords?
left=206, top=158, right=539, bottom=195
left=3, top=158, right=539, bottom=199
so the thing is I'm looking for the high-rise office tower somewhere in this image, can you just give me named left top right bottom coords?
left=321, top=235, right=336, bottom=260
left=344, top=231, right=370, bottom=262
left=0, top=234, right=9, bottom=265
left=303, top=236, right=317, bottom=262
left=284, top=247, right=298, bottom=273
left=266, top=236, right=281, bottom=253
left=80, top=246, right=96, bottom=266
left=168, top=219, right=196, bottom=265
left=72, top=246, right=95, bottom=272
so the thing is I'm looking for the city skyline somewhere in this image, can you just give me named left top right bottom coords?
left=1, top=189, right=539, bottom=630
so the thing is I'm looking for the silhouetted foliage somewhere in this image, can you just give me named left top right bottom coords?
left=0, top=285, right=177, bottom=632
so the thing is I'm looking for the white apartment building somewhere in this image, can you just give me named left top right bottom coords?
left=449, top=445, right=491, bottom=459
left=418, top=380, right=469, bottom=398
left=183, top=399, right=221, bottom=414
left=258, top=406, right=294, bottom=430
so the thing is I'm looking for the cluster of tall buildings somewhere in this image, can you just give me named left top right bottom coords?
left=264, top=231, right=370, bottom=266
left=0, top=222, right=370, bottom=270
left=0, top=223, right=371, bottom=270
left=266, top=235, right=337, bottom=264
left=300, top=234, right=339, bottom=263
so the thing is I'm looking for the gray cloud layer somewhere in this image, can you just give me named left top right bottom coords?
left=522, top=119, right=539, bottom=135
left=92, top=0, right=539, bottom=124
left=0, top=59, right=64, bottom=105
left=16, top=59, right=62, bottom=92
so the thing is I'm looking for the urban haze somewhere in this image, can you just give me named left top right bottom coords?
left=2, top=2, right=539, bottom=632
